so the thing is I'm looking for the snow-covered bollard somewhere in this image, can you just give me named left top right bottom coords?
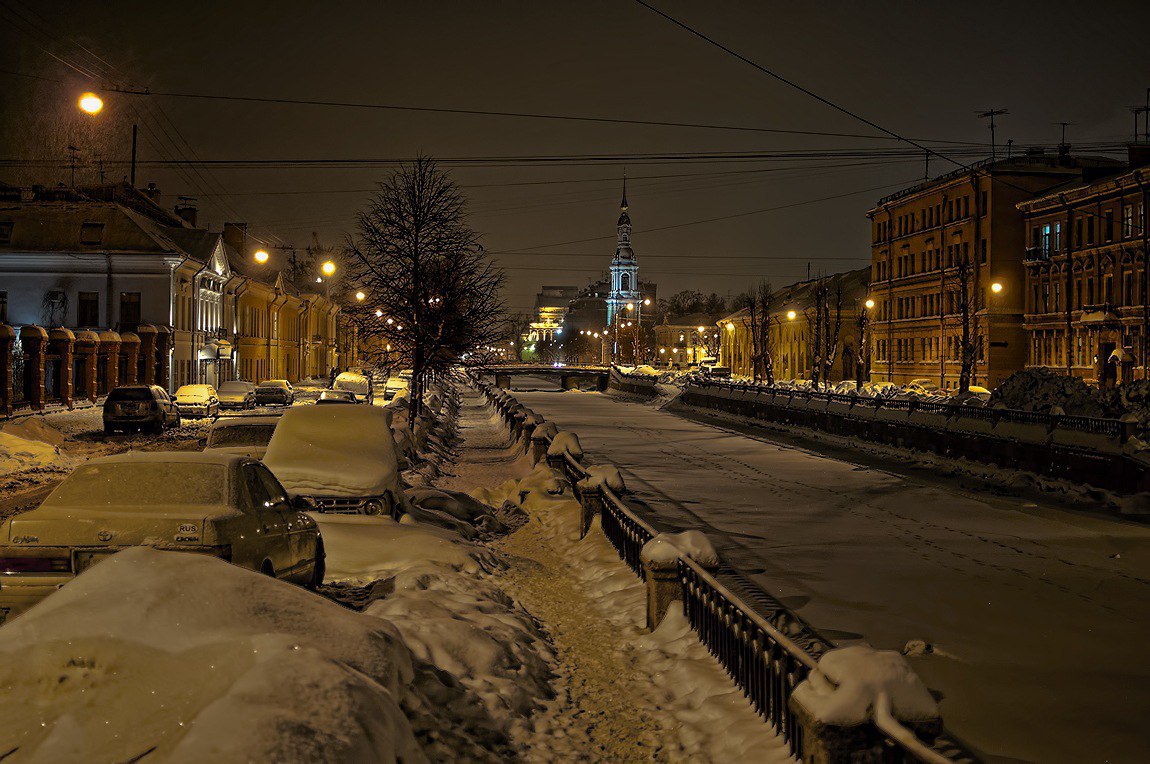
left=639, top=531, right=719, bottom=631
left=546, top=430, right=583, bottom=469
left=574, top=465, right=626, bottom=539
left=789, top=646, right=942, bottom=764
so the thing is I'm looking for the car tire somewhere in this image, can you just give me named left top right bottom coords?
left=307, top=539, right=326, bottom=590
left=103, top=423, right=114, bottom=435
left=260, top=560, right=275, bottom=578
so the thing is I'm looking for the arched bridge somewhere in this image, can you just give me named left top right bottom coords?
left=469, top=364, right=610, bottom=391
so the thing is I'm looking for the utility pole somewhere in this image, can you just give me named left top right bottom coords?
left=1054, top=121, right=1074, bottom=150
left=977, top=108, right=1009, bottom=160
left=67, top=144, right=79, bottom=186
left=923, top=150, right=930, bottom=181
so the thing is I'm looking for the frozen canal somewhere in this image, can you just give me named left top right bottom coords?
left=512, top=381, right=1150, bottom=763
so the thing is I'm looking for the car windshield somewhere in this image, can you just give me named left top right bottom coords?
left=107, top=388, right=153, bottom=402
left=49, top=462, right=228, bottom=507
left=219, top=382, right=252, bottom=394
left=176, top=385, right=214, bottom=398
left=208, top=424, right=277, bottom=448
left=260, top=381, right=288, bottom=388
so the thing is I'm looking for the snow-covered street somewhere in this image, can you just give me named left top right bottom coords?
left=511, top=380, right=1150, bottom=763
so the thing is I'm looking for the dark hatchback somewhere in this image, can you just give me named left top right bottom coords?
left=103, top=385, right=181, bottom=434
left=255, top=380, right=294, bottom=406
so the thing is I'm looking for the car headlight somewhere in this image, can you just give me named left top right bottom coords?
left=362, top=499, right=386, bottom=516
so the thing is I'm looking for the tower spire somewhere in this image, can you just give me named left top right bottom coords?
left=621, top=170, right=628, bottom=210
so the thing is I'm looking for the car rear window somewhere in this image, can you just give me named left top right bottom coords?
left=107, top=388, right=153, bottom=402
left=259, top=381, right=287, bottom=388
left=49, top=463, right=228, bottom=507
left=208, top=424, right=277, bottom=448
left=219, top=382, right=252, bottom=393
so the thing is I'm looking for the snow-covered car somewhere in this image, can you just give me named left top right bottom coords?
left=204, top=414, right=281, bottom=459
left=102, top=385, right=181, bottom=434
left=383, top=376, right=410, bottom=401
left=263, top=405, right=403, bottom=516
left=832, top=380, right=860, bottom=395
left=217, top=380, right=256, bottom=410
left=174, top=384, right=220, bottom=419
left=865, top=381, right=900, bottom=397
left=316, top=390, right=358, bottom=405
left=906, top=378, right=941, bottom=396
left=0, top=452, right=324, bottom=623
left=332, top=371, right=373, bottom=403
left=255, top=379, right=294, bottom=406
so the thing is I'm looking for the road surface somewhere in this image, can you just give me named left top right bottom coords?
left=512, top=381, right=1150, bottom=764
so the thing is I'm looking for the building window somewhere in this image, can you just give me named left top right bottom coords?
left=0, top=222, right=12, bottom=244
left=78, top=291, right=100, bottom=327
left=1123, top=205, right=1135, bottom=238
left=80, top=222, right=105, bottom=245
left=120, top=292, right=141, bottom=326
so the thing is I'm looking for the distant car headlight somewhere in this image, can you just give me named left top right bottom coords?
left=362, top=499, right=386, bottom=516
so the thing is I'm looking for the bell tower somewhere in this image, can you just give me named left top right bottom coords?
left=607, top=176, right=639, bottom=325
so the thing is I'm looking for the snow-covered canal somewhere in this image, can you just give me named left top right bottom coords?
left=512, top=381, right=1150, bottom=764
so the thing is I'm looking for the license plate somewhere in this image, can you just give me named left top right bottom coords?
left=74, top=550, right=116, bottom=574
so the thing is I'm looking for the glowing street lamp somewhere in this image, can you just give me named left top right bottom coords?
left=787, top=310, right=797, bottom=321
left=990, top=282, right=1004, bottom=294
left=254, top=249, right=270, bottom=264
left=321, top=260, right=337, bottom=277
left=355, top=291, right=366, bottom=301
left=374, top=309, right=383, bottom=317
left=865, top=298, right=875, bottom=309
left=697, top=326, right=705, bottom=333
left=626, top=303, right=635, bottom=311
left=726, top=322, right=735, bottom=331
left=78, top=92, right=104, bottom=115
left=644, top=298, right=651, bottom=306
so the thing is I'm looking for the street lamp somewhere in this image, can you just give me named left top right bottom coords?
left=644, top=299, right=651, bottom=306
left=355, top=291, right=365, bottom=301
left=865, top=298, right=875, bottom=309
left=726, top=322, right=735, bottom=331
left=787, top=310, right=797, bottom=321
left=78, top=92, right=103, bottom=115
left=321, top=260, right=337, bottom=277
left=375, top=309, right=383, bottom=317
left=254, top=249, right=270, bottom=264
left=626, top=303, right=634, bottom=311
left=990, top=282, right=1004, bottom=294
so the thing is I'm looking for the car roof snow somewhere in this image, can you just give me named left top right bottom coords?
left=87, top=451, right=252, bottom=468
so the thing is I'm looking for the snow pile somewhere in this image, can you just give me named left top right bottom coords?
left=534, top=420, right=559, bottom=441
left=264, top=405, right=400, bottom=498
left=791, top=645, right=939, bottom=725
left=641, top=530, right=720, bottom=568
left=0, top=418, right=71, bottom=474
left=989, top=368, right=1110, bottom=417
left=631, top=365, right=660, bottom=377
left=576, top=464, right=626, bottom=494
left=546, top=430, right=583, bottom=460
left=0, top=547, right=428, bottom=762
left=470, top=463, right=567, bottom=510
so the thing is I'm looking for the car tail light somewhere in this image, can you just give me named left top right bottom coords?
left=0, top=557, right=70, bottom=574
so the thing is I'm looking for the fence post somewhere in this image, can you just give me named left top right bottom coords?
left=578, top=487, right=603, bottom=540
left=643, top=555, right=681, bottom=631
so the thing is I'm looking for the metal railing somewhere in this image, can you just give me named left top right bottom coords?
left=471, top=375, right=958, bottom=762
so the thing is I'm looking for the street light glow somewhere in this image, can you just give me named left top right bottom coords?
left=787, top=310, right=797, bottom=320
left=254, top=249, right=270, bottom=264
left=644, top=299, right=651, bottom=306
left=355, top=291, right=365, bottom=301
left=375, top=309, right=383, bottom=317
left=321, top=260, right=337, bottom=277
left=991, top=282, right=1004, bottom=294
left=78, top=92, right=103, bottom=115
left=726, top=322, right=735, bottom=331
left=697, top=326, right=705, bottom=333
left=626, top=303, right=634, bottom=310
left=865, top=298, right=875, bottom=309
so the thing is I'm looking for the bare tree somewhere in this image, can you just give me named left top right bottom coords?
left=808, top=276, right=844, bottom=388
left=738, top=280, right=776, bottom=383
left=855, top=302, right=872, bottom=390
left=344, top=157, right=505, bottom=426
left=949, top=249, right=981, bottom=392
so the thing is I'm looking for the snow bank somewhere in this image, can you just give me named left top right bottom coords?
left=0, top=547, right=429, bottom=763
left=534, top=420, right=559, bottom=440
left=641, top=530, right=720, bottom=568
left=791, top=645, right=939, bottom=725
left=546, top=430, right=583, bottom=460
left=576, top=464, right=626, bottom=494
left=264, top=405, right=399, bottom=498
left=0, top=426, right=68, bottom=474
left=990, top=368, right=1109, bottom=417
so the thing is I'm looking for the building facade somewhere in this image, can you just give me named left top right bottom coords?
left=0, top=183, right=350, bottom=416
left=865, top=153, right=1120, bottom=390
left=719, top=268, right=869, bottom=382
left=1019, top=146, right=1150, bottom=386
left=653, top=312, right=727, bottom=367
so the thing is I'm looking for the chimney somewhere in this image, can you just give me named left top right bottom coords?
left=1128, top=143, right=1150, bottom=170
left=223, top=222, right=247, bottom=257
left=142, top=182, right=161, bottom=201
left=174, top=196, right=198, bottom=227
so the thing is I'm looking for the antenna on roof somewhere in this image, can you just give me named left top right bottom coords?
left=977, top=109, right=1009, bottom=160
left=1053, top=121, right=1074, bottom=151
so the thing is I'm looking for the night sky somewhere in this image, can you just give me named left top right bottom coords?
left=3, top=0, right=1148, bottom=314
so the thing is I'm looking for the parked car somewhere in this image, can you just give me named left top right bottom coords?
left=905, top=378, right=942, bottom=396
left=217, top=380, right=256, bottom=410
left=173, top=384, right=220, bottom=419
left=103, top=385, right=181, bottom=434
left=204, top=414, right=282, bottom=459
left=316, top=389, right=359, bottom=405
left=255, top=379, right=295, bottom=406
left=264, top=405, right=403, bottom=516
left=331, top=371, right=372, bottom=403
left=383, top=376, right=410, bottom=401
left=0, top=452, right=324, bottom=623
